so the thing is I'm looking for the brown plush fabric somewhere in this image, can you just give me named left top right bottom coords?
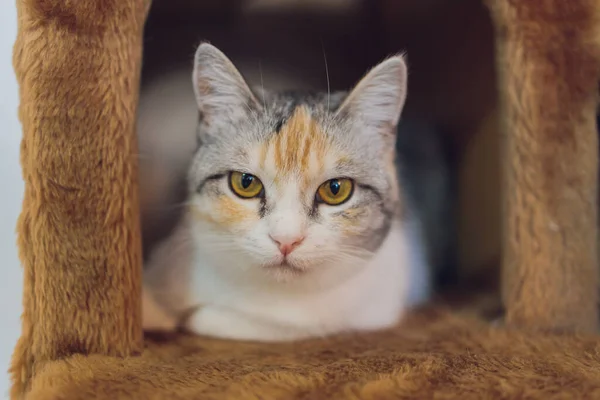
left=9, top=0, right=600, bottom=399
left=489, top=0, right=600, bottom=333
left=10, top=0, right=149, bottom=397
left=23, top=308, right=600, bottom=399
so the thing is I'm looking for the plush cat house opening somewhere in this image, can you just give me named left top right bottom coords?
left=140, top=0, right=499, bottom=293
left=11, top=0, right=600, bottom=398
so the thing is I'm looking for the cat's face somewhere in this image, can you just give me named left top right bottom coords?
left=187, top=43, right=408, bottom=284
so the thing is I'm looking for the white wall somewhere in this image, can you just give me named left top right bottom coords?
left=0, top=2, right=23, bottom=399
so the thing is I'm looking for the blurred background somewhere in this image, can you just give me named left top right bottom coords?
left=0, top=0, right=503, bottom=396
left=139, top=0, right=500, bottom=296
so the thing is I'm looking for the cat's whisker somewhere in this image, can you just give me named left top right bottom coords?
left=198, top=238, right=256, bottom=254
left=258, top=60, right=266, bottom=109
left=321, top=41, right=331, bottom=111
left=332, top=248, right=370, bottom=257
left=318, top=248, right=373, bottom=265
left=322, top=254, right=366, bottom=266
left=144, top=201, right=192, bottom=212
left=133, top=152, right=151, bottom=160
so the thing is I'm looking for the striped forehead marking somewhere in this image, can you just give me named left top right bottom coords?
left=259, top=106, right=331, bottom=179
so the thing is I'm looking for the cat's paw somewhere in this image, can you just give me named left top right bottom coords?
left=186, top=306, right=287, bottom=341
left=142, top=288, right=178, bottom=332
left=185, top=306, right=238, bottom=339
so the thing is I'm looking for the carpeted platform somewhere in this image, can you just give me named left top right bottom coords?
left=24, top=309, right=600, bottom=399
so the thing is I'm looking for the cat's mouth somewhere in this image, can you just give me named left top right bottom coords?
left=263, top=259, right=306, bottom=275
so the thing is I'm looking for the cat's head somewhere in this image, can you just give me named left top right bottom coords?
left=187, top=43, right=407, bottom=284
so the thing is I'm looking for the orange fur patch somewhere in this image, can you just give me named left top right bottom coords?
left=191, top=196, right=255, bottom=230
left=216, top=196, right=253, bottom=226
left=260, top=106, right=333, bottom=191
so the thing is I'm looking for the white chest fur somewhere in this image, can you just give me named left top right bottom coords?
left=143, top=218, right=430, bottom=341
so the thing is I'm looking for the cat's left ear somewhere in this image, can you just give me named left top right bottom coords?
left=192, top=43, right=261, bottom=121
left=336, top=55, right=407, bottom=133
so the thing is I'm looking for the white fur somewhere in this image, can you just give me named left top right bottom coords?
left=144, top=215, right=428, bottom=341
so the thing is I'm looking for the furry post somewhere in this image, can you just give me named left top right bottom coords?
left=488, top=0, right=600, bottom=333
left=10, top=0, right=150, bottom=396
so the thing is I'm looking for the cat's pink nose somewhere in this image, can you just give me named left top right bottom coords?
left=270, top=234, right=305, bottom=256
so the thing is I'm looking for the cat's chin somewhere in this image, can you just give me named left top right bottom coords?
left=261, top=259, right=309, bottom=281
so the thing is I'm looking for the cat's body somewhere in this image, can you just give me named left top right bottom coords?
left=142, top=43, right=431, bottom=341
left=144, top=214, right=426, bottom=340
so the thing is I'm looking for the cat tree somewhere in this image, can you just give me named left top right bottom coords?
left=10, top=0, right=600, bottom=398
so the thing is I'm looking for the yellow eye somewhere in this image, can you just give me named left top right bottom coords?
left=229, top=171, right=264, bottom=198
left=316, top=178, right=354, bottom=206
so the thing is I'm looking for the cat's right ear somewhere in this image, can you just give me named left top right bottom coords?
left=336, top=55, right=407, bottom=134
left=192, top=43, right=261, bottom=123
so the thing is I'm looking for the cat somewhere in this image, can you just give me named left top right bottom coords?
left=141, top=43, right=431, bottom=341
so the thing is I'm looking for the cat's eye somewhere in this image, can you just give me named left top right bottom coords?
left=229, top=171, right=264, bottom=199
left=316, top=178, right=354, bottom=206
